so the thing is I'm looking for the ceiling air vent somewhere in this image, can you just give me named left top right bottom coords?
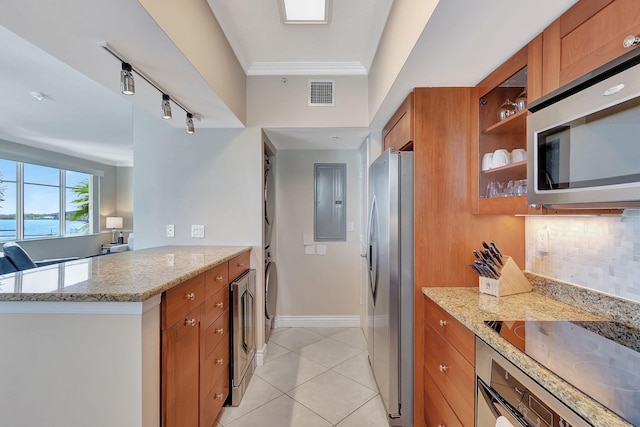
left=308, top=80, right=335, bottom=106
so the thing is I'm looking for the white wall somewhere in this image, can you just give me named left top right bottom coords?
left=132, top=109, right=262, bottom=249
left=526, top=212, right=640, bottom=303
left=367, top=0, right=438, bottom=124
left=274, top=149, right=362, bottom=322
left=247, top=75, right=369, bottom=127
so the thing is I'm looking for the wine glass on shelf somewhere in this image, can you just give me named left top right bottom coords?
left=497, top=99, right=518, bottom=121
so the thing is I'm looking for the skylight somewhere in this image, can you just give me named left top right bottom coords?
left=280, top=0, right=331, bottom=24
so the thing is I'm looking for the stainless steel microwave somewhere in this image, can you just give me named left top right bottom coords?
left=527, top=50, right=640, bottom=209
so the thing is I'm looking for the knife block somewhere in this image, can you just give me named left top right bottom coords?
left=478, top=256, right=532, bottom=297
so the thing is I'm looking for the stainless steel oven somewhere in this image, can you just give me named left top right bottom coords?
left=476, top=338, right=588, bottom=427
left=230, top=269, right=256, bottom=406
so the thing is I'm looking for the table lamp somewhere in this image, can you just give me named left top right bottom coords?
left=106, top=216, right=123, bottom=244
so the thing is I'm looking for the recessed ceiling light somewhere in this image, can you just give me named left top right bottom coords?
left=29, top=91, right=45, bottom=101
left=279, top=0, right=331, bottom=24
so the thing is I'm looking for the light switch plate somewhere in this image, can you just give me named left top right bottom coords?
left=304, top=245, right=315, bottom=255
left=191, top=225, right=205, bottom=238
left=166, top=224, right=175, bottom=238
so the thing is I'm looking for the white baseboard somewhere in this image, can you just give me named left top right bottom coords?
left=274, top=315, right=360, bottom=328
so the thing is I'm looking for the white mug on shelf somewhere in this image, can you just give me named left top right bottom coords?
left=491, top=149, right=510, bottom=168
left=511, top=148, right=527, bottom=163
left=481, top=153, right=494, bottom=171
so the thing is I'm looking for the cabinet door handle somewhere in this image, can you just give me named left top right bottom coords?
left=238, top=262, right=246, bottom=267
left=215, top=328, right=224, bottom=334
left=215, top=276, right=224, bottom=282
left=185, top=292, right=195, bottom=300
left=439, top=319, right=447, bottom=327
left=215, top=302, right=224, bottom=308
left=216, top=358, right=224, bottom=365
left=623, top=35, right=640, bottom=48
left=184, top=318, right=197, bottom=327
left=215, top=393, right=224, bottom=400
left=438, top=364, right=448, bottom=372
left=438, top=425, right=446, bottom=427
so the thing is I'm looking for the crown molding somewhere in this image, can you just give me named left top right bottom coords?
left=247, top=61, right=367, bottom=76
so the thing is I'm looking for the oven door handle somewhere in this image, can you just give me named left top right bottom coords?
left=477, top=378, right=528, bottom=427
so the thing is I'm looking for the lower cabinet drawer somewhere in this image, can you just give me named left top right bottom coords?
left=203, top=310, right=228, bottom=361
left=423, top=368, right=463, bottom=427
left=203, top=288, right=229, bottom=329
left=424, top=324, right=475, bottom=426
left=229, top=251, right=250, bottom=281
left=202, top=330, right=230, bottom=392
left=201, top=365, right=230, bottom=427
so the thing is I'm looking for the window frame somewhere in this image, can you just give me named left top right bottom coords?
left=0, top=159, right=96, bottom=242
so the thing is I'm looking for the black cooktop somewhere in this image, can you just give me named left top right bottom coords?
left=485, top=320, right=640, bottom=426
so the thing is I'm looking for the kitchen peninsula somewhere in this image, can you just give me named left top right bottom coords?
left=0, top=245, right=251, bottom=427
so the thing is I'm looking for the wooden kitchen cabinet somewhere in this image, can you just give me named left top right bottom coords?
left=162, top=259, right=234, bottom=427
left=542, top=0, right=640, bottom=94
left=473, top=41, right=544, bottom=215
left=422, top=296, right=475, bottom=427
left=383, top=92, right=414, bottom=151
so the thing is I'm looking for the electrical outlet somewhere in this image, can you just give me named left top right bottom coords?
left=537, top=227, right=549, bottom=253
left=191, top=225, right=205, bottom=238
left=166, top=224, right=174, bottom=238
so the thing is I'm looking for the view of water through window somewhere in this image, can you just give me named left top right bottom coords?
left=0, top=159, right=91, bottom=240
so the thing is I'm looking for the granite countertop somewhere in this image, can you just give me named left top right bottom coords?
left=422, top=286, right=632, bottom=427
left=0, top=245, right=251, bottom=302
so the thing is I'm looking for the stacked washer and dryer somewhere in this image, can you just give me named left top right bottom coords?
left=264, top=154, right=278, bottom=342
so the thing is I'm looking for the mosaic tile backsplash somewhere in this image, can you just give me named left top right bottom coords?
left=526, top=210, right=640, bottom=303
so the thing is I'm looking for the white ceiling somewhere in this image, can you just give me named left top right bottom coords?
left=0, top=0, right=580, bottom=165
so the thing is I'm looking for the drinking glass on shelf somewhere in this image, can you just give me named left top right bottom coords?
left=497, top=99, right=518, bottom=121
left=485, top=181, right=504, bottom=198
left=505, top=180, right=516, bottom=196
left=515, top=90, right=528, bottom=112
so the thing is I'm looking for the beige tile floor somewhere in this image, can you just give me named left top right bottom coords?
left=216, top=327, right=391, bottom=427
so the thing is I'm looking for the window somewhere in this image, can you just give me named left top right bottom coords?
left=0, top=159, right=93, bottom=241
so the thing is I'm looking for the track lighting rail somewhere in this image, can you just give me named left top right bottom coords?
left=101, top=42, right=200, bottom=133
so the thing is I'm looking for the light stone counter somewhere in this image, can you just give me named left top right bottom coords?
left=0, top=245, right=251, bottom=302
left=422, top=286, right=632, bottom=427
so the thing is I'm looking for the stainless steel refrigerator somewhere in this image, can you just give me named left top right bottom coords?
left=367, top=148, right=414, bottom=426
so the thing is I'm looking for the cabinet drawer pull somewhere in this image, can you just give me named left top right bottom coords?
left=216, top=358, right=224, bottom=365
left=215, top=393, right=224, bottom=400
left=215, top=276, right=224, bottom=282
left=438, top=425, right=445, bottom=427
left=439, top=319, right=447, bottom=327
left=184, top=318, right=197, bottom=327
left=623, top=35, right=640, bottom=48
left=238, top=262, right=246, bottom=267
left=438, top=364, right=448, bottom=372
left=185, top=292, right=196, bottom=300
left=215, top=302, right=224, bottom=308
left=215, top=328, right=224, bottom=334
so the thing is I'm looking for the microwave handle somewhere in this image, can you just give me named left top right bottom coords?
left=477, top=378, right=527, bottom=427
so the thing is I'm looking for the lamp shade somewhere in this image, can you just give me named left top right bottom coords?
left=106, top=216, right=123, bottom=229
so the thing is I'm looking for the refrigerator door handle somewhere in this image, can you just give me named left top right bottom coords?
left=367, top=197, right=379, bottom=304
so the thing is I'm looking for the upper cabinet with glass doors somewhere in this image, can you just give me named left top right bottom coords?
left=471, top=40, right=544, bottom=215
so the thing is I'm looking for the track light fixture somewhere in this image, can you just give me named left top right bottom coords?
left=120, top=62, right=135, bottom=95
left=102, top=43, right=199, bottom=134
left=186, top=113, right=195, bottom=134
left=161, top=94, right=172, bottom=119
